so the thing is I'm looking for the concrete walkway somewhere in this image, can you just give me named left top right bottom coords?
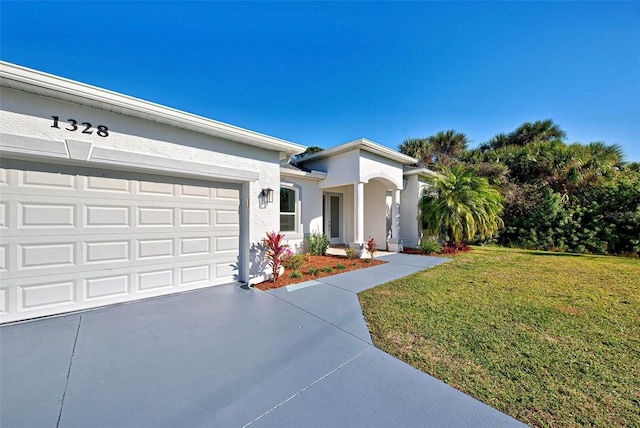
left=0, top=253, right=526, bottom=427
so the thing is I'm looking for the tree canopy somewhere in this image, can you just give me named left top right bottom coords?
left=399, top=130, right=468, bottom=169
left=405, top=120, right=639, bottom=256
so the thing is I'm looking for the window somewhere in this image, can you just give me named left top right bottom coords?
left=280, top=187, right=297, bottom=232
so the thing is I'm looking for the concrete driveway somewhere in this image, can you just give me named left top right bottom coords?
left=1, top=253, right=526, bottom=427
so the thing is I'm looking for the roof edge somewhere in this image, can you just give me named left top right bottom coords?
left=295, top=138, right=418, bottom=165
left=280, top=164, right=327, bottom=180
left=0, top=61, right=306, bottom=156
left=403, top=166, right=437, bottom=177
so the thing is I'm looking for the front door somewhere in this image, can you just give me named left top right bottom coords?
left=324, top=193, right=343, bottom=244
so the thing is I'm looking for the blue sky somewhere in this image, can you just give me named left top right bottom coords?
left=2, top=1, right=639, bottom=161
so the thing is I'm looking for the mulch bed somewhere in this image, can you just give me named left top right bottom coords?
left=255, top=255, right=385, bottom=290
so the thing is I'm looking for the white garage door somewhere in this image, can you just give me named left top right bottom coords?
left=0, top=159, right=241, bottom=324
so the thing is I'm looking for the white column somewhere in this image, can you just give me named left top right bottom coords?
left=392, top=188, right=400, bottom=239
left=354, top=182, right=364, bottom=243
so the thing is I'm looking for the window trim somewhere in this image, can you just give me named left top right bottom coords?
left=279, top=185, right=298, bottom=233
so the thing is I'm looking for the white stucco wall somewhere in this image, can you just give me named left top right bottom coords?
left=359, top=151, right=403, bottom=189
left=400, top=175, right=421, bottom=248
left=400, top=175, right=433, bottom=248
left=280, top=174, right=323, bottom=252
left=364, top=179, right=390, bottom=250
left=303, top=150, right=361, bottom=188
left=0, top=87, right=282, bottom=282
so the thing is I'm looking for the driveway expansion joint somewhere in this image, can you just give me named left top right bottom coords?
left=263, top=290, right=373, bottom=346
left=242, top=347, right=372, bottom=428
left=56, top=315, right=82, bottom=428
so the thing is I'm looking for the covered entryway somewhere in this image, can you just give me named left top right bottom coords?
left=293, top=138, right=416, bottom=256
left=0, top=158, right=241, bottom=323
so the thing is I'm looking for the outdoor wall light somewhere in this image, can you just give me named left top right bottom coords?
left=261, top=188, right=274, bottom=203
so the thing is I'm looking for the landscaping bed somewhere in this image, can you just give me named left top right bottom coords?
left=255, top=255, right=385, bottom=290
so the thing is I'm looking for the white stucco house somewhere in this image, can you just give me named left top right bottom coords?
left=0, top=61, right=433, bottom=323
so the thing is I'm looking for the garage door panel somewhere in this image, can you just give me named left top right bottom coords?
left=85, top=205, right=131, bottom=228
left=0, top=245, right=7, bottom=272
left=0, top=201, right=7, bottom=228
left=19, top=280, right=76, bottom=311
left=2, top=231, right=238, bottom=280
left=214, top=187, right=240, bottom=200
left=84, top=240, right=131, bottom=264
left=0, top=160, right=242, bottom=323
left=19, top=242, right=76, bottom=270
left=0, top=288, right=8, bottom=315
left=84, top=175, right=132, bottom=194
left=20, top=169, right=77, bottom=190
left=215, top=236, right=239, bottom=254
left=137, top=180, right=175, bottom=196
left=215, top=209, right=240, bottom=226
left=137, top=238, right=174, bottom=259
left=180, top=208, right=210, bottom=226
left=3, top=256, right=238, bottom=321
left=19, top=202, right=76, bottom=228
left=180, top=237, right=210, bottom=256
left=84, top=274, right=130, bottom=301
left=137, top=269, right=174, bottom=292
left=214, top=262, right=237, bottom=281
left=180, top=184, right=211, bottom=199
left=137, top=207, right=174, bottom=227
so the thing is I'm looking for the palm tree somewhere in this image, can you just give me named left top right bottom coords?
left=419, top=165, right=504, bottom=245
left=398, top=130, right=468, bottom=168
left=428, top=130, right=469, bottom=166
left=398, top=137, right=428, bottom=163
left=511, top=119, right=566, bottom=146
left=578, top=142, right=625, bottom=185
left=482, top=119, right=566, bottom=151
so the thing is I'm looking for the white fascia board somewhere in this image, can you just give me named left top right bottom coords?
left=280, top=166, right=327, bottom=180
left=403, top=166, right=440, bottom=179
left=296, top=138, right=418, bottom=165
left=0, top=61, right=307, bottom=157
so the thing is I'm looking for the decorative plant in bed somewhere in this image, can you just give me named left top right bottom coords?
left=256, top=232, right=384, bottom=291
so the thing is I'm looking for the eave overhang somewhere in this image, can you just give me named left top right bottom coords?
left=294, top=138, right=418, bottom=166
left=0, top=61, right=307, bottom=157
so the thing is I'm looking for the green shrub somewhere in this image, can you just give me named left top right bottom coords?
left=419, top=239, right=441, bottom=254
left=320, top=266, right=333, bottom=273
left=282, top=254, right=305, bottom=270
left=307, top=233, right=330, bottom=256
left=307, top=267, right=320, bottom=276
left=363, top=258, right=371, bottom=264
left=335, top=263, right=347, bottom=270
left=288, top=270, right=302, bottom=279
left=345, top=247, right=356, bottom=259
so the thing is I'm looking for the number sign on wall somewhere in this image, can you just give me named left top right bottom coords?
left=51, top=116, right=109, bottom=137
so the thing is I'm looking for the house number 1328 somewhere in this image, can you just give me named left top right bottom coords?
left=51, top=116, right=109, bottom=137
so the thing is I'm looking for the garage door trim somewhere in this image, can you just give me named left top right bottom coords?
left=0, top=133, right=259, bottom=183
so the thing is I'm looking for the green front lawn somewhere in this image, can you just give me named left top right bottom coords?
left=359, top=246, right=639, bottom=427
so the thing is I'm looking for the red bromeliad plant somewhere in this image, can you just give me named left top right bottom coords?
left=261, top=231, right=290, bottom=283
left=365, top=237, right=377, bottom=259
